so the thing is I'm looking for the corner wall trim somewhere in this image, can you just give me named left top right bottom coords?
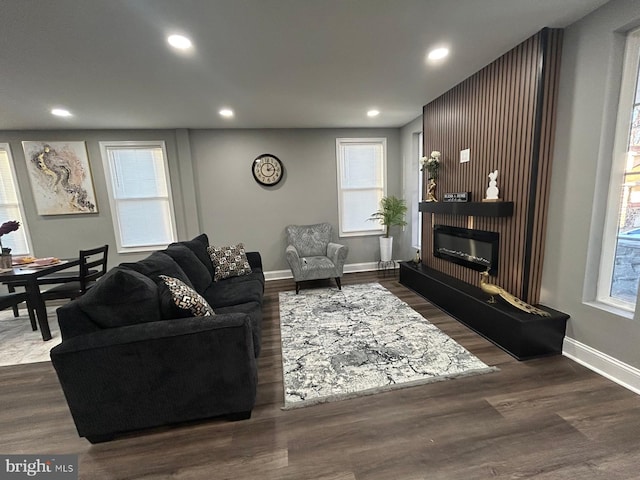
left=563, top=337, right=640, bottom=395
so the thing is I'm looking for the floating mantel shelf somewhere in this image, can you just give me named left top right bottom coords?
left=419, top=201, right=514, bottom=217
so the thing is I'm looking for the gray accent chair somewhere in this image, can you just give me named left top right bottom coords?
left=285, top=223, right=349, bottom=294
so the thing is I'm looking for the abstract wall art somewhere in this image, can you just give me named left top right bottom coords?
left=22, top=141, right=98, bottom=215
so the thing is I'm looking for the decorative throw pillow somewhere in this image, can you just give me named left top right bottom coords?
left=159, top=275, right=215, bottom=317
left=207, top=243, right=252, bottom=281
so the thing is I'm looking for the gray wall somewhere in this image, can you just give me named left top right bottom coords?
left=542, top=0, right=640, bottom=368
left=189, top=128, right=403, bottom=273
left=1, top=128, right=406, bottom=275
left=0, top=130, right=199, bottom=268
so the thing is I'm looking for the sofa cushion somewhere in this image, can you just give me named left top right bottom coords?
left=179, top=234, right=215, bottom=278
left=121, top=251, right=196, bottom=319
left=208, top=243, right=252, bottom=281
left=57, top=301, right=101, bottom=339
left=121, top=251, right=194, bottom=287
left=202, top=275, right=264, bottom=309
left=77, top=267, right=161, bottom=329
left=165, top=243, right=212, bottom=293
left=215, top=270, right=265, bottom=291
left=159, top=275, right=215, bottom=317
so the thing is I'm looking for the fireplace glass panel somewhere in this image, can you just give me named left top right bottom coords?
left=433, top=225, right=499, bottom=275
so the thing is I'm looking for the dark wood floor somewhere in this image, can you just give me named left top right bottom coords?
left=1, top=271, right=640, bottom=479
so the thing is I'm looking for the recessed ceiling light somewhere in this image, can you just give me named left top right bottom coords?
left=51, top=108, right=72, bottom=117
left=367, top=109, right=380, bottom=117
left=219, top=108, right=234, bottom=118
left=427, top=47, right=449, bottom=61
left=167, top=34, right=193, bottom=50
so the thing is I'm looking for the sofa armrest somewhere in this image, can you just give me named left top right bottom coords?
left=50, top=313, right=257, bottom=439
left=245, top=251, right=262, bottom=270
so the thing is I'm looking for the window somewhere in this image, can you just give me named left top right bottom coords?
left=0, top=144, right=32, bottom=256
left=100, top=141, right=177, bottom=253
left=336, top=138, right=386, bottom=237
left=598, top=29, right=640, bottom=312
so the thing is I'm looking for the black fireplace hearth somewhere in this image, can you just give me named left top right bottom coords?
left=399, top=262, right=569, bottom=360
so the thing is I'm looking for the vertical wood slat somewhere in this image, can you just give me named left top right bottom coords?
left=421, top=29, right=562, bottom=303
left=527, top=29, right=563, bottom=303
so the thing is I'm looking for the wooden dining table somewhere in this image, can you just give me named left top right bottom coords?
left=0, top=258, right=80, bottom=341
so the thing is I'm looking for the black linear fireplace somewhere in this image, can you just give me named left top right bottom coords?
left=433, top=225, right=499, bottom=275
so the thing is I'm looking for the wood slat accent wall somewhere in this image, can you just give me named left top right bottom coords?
left=421, top=28, right=563, bottom=303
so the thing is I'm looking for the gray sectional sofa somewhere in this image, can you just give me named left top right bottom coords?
left=50, top=234, right=264, bottom=443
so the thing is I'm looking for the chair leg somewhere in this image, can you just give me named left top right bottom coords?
left=335, top=277, right=342, bottom=290
left=8, top=284, right=19, bottom=317
left=296, top=282, right=301, bottom=294
left=27, top=303, right=37, bottom=331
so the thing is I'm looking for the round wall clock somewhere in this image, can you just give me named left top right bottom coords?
left=252, top=154, right=283, bottom=186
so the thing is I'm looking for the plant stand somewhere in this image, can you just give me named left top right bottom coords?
left=377, top=259, right=397, bottom=278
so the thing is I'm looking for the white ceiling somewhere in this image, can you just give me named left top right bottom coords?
left=0, top=0, right=609, bottom=130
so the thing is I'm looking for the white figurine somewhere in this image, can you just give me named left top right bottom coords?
left=485, top=169, right=500, bottom=201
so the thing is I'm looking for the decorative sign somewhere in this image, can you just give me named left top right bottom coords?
left=443, top=192, right=471, bottom=203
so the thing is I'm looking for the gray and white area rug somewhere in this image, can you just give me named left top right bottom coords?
left=279, top=283, right=497, bottom=409
left=0, top=306, right=61, bottom=366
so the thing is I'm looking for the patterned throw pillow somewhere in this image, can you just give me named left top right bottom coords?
left=207, top=243, right=252, bottom=281
left=159, top=275, right=215, bottom=317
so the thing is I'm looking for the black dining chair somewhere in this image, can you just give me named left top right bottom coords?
left=0, top=291, right=37, bottom=330
left=35, top=245, right=109, bottom=305
left=6, top=245, right=109, bottom=316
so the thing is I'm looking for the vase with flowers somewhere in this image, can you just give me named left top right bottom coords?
left=0, top=220, right=20, bottom=269
left=420, top=151, right=441, bottom=202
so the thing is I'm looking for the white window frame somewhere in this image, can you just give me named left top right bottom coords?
left=0, top=143, right=33, bottom=256
left=99, top=141, right=177, bottom=254
left=336, top=137, right=387, bottom=237
left=597, top=28, right=640, bottom=313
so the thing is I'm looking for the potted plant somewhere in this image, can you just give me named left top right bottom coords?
left=369, top=196, right=407, bottom=262
left=0, top=220, right=20, bottom=269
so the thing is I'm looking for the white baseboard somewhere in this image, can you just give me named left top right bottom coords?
left=563, top=337, right=640, bottom=395
left=264, top=269, right=294, bottom=281
left=344, top=261, right=383, bottom=273
left=264, top=261, right=399, bottom=281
